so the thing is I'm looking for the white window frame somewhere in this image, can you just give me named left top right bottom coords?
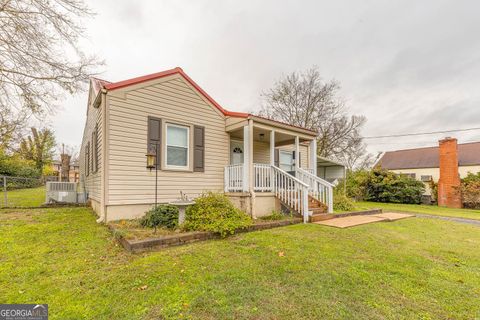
left=279, top=150, right=294, bottom=172
left=165, top=123, right=190, bottom=170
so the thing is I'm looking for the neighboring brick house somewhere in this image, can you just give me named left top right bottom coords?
left=50, top=160, right=80, bottom=182
left=376, top=138, right=480, bottom=205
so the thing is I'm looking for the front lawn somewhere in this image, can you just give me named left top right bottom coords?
left=1, top=186, right=45, bottom=207
left=356, top=201, right=480, bottom=220
left=1, top=207, right=480, bottom=319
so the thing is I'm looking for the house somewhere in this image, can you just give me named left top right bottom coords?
left=376, top=138, right=480, bottom=204
left=79, top=67, right=334, bottom=223
left=50, top=160, right=80, bottom=182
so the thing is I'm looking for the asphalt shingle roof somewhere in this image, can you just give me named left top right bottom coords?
left=377, top=142, right=480, bottom=169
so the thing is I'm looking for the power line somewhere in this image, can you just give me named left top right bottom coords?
left=363, top=127, right=480, bottom=139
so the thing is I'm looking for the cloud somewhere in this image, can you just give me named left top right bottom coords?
left=52, top=0, right=480, bottom=155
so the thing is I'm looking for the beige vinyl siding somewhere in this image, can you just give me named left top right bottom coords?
left=106, top=76, right=229, bottom=205
left=79, top=88, right=103, bottom=202
left=253, top=140, right=270, bottom=164
left=391, top=165, right=480, bottom=195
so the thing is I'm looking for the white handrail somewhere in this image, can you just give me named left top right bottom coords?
left=296, top=167, right=334, bottom=213
left=253, top=163, right=272, bottom=192
left=271, top=165, right=309, bottom=223
left=224, top=164, right=244, bottom=192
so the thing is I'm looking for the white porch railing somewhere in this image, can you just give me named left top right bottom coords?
left=224, top=163, right=328, bottom=222
left=224, top=164, right=244, bottom=192
left=296, top=167, right=334, bottom=213
left=254, top=163, right=273, bottom=192
left=272, top=166, right=310, bottom=223
left=303, top=168, right=314, bottom=175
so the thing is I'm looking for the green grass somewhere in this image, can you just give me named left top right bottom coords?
left=356, top=201, right=480, bottom=220
left=0, top=186, right=45, bottom=207
left=1, top=207, right=480, bottom=319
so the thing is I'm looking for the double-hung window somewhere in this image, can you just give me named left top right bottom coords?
left=166, top=123, right=189, bottom=169
left=279, top=150, right=294, bottom=172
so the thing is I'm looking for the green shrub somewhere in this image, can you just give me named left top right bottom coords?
left=259, top=210, right=288, bottom=221
left=140, top=205, right=179, bottom=232
left=460, top=172, right=480, bottom=209
left=333, top=194, right=355, bottom=212
left=183, top=192, right=252, bottom=237
left=346, top=167, right=424, bottom=204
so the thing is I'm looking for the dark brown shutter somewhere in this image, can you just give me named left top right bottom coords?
left=85, top=142, right=90, bottom=176
left=94, top=124, right=99, bottom=172
left=193, top=125, right=205, bottom=172
left=147, top=117, right=162, bottom=169
left=274, top=149, right=279, bottom=167
left=298, top=152, right=301, bottom=168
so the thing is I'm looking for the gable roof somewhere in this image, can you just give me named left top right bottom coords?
left=93, top=67, right=317, bottom=135
left=377, top=141, right=480, bottom=169
left=101, top=67, right=248, bottom=118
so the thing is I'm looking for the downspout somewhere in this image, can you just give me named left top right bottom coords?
left=96, top=88, right=108, bottom=223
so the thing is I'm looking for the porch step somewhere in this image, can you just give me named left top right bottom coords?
left=309, top=213, right=335, bottom=223
left=308, top=196, right=328, bottom=213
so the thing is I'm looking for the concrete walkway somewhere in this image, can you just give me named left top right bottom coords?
left=415, top=214, right=480, bottom=227
left=315, top=212, right=413, bottom=228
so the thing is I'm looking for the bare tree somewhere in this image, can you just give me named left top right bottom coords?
left=335, top=142, right=378, bottom=171
left=0, top=107, right=29, bottom=151
left=0, top=0, right=102, bottom=136
left=259, top=67, right=366, bottom=160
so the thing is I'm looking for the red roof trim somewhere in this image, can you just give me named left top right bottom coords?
left=103, top=67, right=249, bottom=118
left=101, top=67, right=316, bottom=134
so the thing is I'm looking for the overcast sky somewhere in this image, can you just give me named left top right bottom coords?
left=51, top=0, right=480, bottom=155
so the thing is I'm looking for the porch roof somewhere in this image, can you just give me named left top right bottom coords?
left=226, top=115, right=318, bottom=139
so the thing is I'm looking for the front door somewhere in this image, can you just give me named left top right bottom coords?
left=230, top=140, right=244, bottom=164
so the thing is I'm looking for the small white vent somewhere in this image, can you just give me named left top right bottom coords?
left=47, top=182, right=76, bottom=192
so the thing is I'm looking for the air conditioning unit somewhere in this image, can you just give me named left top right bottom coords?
left=46, top=182, right=78, bottom=204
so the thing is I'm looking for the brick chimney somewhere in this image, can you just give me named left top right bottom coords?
left=437, top=137, right=462, bottom=208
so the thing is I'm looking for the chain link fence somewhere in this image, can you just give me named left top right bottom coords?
left=0, top=175, right=53, bottom=208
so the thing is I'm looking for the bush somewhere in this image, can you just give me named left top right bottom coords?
left=461, top=172, right=480, bottom=209
left=0, top=151, right=40, bottom=178
left=346, top=167, right=424, bottom=204
left=333, top=194, right=355, bottom=212
left=183, top=192, right=252, bottom=237
left=259, top=210, right=288, bottom=221
left=140, top=205, right=179, bottom=232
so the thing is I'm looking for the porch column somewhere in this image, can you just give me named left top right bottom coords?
left=310, top=138, right=317, bottom=176
left=269, top=130, right=275, bottom=166
left=295, top=136, right=300, bottom=170
left=242, top=125, right=250, bottom=192
left=247, top=119, right=255, bottom=218
left=248, top=119, right=254, bottom=193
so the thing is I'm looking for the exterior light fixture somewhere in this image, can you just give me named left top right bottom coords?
left=146, top=151, right=156, bottom=170
left=146, top=146, right=158, bottom=208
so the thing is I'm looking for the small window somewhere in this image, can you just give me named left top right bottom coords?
left=279, top=150, right=294, bottom=172
left=166, top=124, right=189, bottom=169
left=421, top=175, right=432, bottom=182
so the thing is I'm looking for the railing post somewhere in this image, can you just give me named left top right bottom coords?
left=224, top=167, right=228, bottom=192
left=328, top=186, right=333, bottom=214
left=3, top=176, right=7, bottom=207
left=302, top=186, right=309, bottom=223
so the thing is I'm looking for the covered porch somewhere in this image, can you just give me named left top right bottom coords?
left=223, top=115, right=333, bottom=222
